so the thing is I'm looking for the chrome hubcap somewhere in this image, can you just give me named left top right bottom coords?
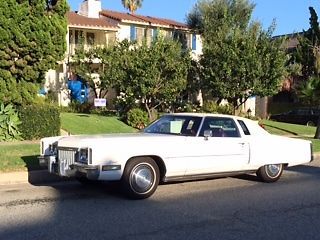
left=130, top=164, right=154, bottom=194
left=266, top=164, right=281, bottom=178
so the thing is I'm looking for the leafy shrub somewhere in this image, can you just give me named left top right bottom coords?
left=115, top=93, right=137, bottom=119
left=202, top=100, right=232, bottom=115
left=0, top=103, right=21, bottom=141
left=19, top=104, right=60, bottom=140
left=65, top=102, right=93, bottom=113
left=126, top=108, right=149, bottom=129
left=90, top=107, right=116, bottom=116
left=0, top=79, right=38, bottom=106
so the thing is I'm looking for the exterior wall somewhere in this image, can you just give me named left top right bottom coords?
left=68, top=28, right=116, bottom=55
left=191, top=34, right=202, bottom=60
left=117, top=24, right=131, bottom=42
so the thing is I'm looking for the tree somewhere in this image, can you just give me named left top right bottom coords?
left=121, top=0, right=143, bottom=13
left=72, top=41, right=129, bottom=99
left=0, top=0, right=68, bottom=105
left=187, top=0, right=286, bottom=112
left=294, top=7, right=320, bottom=139
left=295, top=7, right=320, bottom=78
left=116, top=38, right=191, bottom=121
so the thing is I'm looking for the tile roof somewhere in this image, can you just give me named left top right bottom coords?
left=67, top=12, right=118, bottom=30
left=100, top=10, right=189, bottom=29
left=273, top=33, right=301, bottom=50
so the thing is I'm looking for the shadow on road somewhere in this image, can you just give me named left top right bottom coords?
left=285, top=164, right=320, bottom=177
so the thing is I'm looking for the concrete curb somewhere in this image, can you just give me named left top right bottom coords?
left=1, top=154, right=320, bottom=186
left=0, top=170, right=68, bottom=186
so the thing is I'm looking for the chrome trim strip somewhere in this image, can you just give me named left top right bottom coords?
left=163, top=170, right=256, bottom=183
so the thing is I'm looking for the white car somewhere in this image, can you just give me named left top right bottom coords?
left=39, top=113, right=313, bottom=199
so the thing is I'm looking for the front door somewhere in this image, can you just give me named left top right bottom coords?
left=185, top=117, right=250, bottom=175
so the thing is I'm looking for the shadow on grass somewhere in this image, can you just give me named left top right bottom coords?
left=264, top=124, right=298, bottom=136
left=21, top=155, right=44, bottom=172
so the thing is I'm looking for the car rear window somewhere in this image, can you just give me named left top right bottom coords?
left=237, top=120, right=250, bottom=135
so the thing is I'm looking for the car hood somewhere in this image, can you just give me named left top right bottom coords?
left=57, top=133, right=182, bottom=148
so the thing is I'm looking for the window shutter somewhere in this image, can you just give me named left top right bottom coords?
left=192, top=33, right=197, bottom=50
left=130, top=25, right=136, bottom=41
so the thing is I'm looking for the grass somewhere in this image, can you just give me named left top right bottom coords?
left=261, top=120, right=316, bottom=136
left=0, top=142, right=40, bottom=172
left=0, top=114, right=319, bottom=173
left=0, top=113, right=136, bottom=173
left=61, top=113, right=136, bottom=135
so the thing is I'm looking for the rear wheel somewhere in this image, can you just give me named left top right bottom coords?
left=122, top=157, right=159, bottom=199
left=256, top=164, right=283, bottom=183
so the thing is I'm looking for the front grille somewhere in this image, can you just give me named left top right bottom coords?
left=58, top=147, right=78, bottom=176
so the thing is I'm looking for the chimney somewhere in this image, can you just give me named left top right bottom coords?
left=78, top=0, right=102, bottom=19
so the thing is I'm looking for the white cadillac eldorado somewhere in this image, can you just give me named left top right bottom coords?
left=39, top=113, right=313, bottom=199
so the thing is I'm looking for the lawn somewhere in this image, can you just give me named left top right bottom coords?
left=0, top=142, right=40, bottom=172
left=61, top=113, right=136, bottom=135
left=0, top=113, right=136, bottom=172
left=0, top=115, right=319, bottom=173
left=261, top=120, right=316, bottom=136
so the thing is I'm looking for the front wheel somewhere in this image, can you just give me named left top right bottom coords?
left=256, top=164, right=284, bottom=183
left=122, top=157, right=159, bottom=199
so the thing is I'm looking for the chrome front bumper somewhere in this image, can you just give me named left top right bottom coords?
left=38, top=155, right=99, bottom=180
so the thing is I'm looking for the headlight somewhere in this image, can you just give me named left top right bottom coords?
left=78, top=148, right=92, bottom=164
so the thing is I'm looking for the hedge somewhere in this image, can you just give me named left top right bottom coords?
left=19, top=104, right=60, bottom=140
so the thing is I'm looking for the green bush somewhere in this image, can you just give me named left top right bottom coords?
left=0, top=79, right=38, bottom=106
left=202, top=100, right=232, bottom=114
left=0, top=103, right=21, bottom=141
left=19, top=104, right=61, bottom=140
left=126, top=108, right=149, bottom=129
left=66, top=102, right=93, bottom=113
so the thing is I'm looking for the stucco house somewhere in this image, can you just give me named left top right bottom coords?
left=45, top=0, right=202, bottom=107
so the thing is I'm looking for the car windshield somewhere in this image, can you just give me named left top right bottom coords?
left=143, top=115, right=202, bottom=136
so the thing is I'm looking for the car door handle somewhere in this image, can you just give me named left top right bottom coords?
left=239, top=142, right=246, bottom=146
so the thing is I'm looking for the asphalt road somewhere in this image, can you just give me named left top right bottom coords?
left=1, top=161, right=320, bottom=240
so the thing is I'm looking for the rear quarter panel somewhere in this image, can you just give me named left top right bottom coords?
left=248, top=135, right=312, bottom=167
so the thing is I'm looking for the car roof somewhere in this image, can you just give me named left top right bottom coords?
left=164, top=112, right=250, bottom=122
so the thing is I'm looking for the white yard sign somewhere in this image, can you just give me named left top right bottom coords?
left=94, top=98, right=106, bottom=107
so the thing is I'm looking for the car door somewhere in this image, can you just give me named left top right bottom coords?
left=184, top=117, right=250, bottom=175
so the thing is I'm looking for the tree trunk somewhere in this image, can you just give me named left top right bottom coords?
left=314, top=116, right=320, bottom=139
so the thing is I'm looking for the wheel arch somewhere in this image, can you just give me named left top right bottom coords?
left=125, top=155, right=167, bottom=182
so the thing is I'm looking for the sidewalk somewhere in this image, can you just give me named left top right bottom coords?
left=1, top=154, right=320, bottom=186
left=0, top=170, right=68, bottom=185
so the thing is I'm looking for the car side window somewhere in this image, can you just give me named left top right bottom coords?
left=237, top=120, right=250, bottom=135
left=199, top=117, right=240, bottom=137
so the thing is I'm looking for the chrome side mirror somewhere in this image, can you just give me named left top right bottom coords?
left=203, top=130, right=212, bottom=140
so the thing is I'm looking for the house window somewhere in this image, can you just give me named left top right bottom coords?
left=130, top=25, right=136, bottom=41
left=153, top=29, right=158, bottom=41
left=69, top=30, right=74, bottom=44
left=75, top=30, right=83, bottom=45
left=192, top=34, right=197, bottom=50
left=86, top=32, right=95, bottom=45
left=146, top=28, right=152, bottom=46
